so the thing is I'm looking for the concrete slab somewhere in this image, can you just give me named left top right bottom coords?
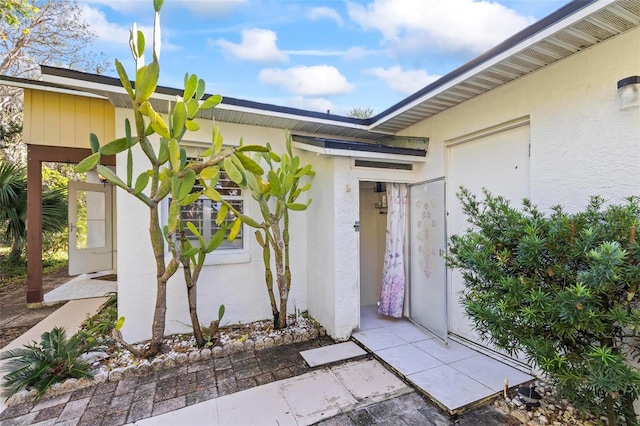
left=217, top=382, right=296, bottom=426
left=134, top=397, right=218, bottom=426
left=384, top=321, right=437, bottom=343
left=408, top=365, right=495, bottom=411
left=331, top=360, right=408, bottom=401
left=279, top=370, right=356, bottom=425
left=351, top=328, right=408, bottom=351
left=449, top=355, right=534, bottom=393
left=413, top=338, right=479, bottom=364
left=375, top=344, right=443, bottom=376
left=300, top=342, right=366, bottom=367
left=44, top=270, right=116, bottom=303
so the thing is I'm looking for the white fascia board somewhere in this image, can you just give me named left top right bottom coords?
left=216, top=103, right=370, bottom=130
left=0, top=79, right=108, bottom=100
left=292, top=141, right=426, bottom=164
left=368, top=0, right=616, bottom=130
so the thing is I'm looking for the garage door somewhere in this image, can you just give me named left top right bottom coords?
left=448, top=123, right=530, bottom=345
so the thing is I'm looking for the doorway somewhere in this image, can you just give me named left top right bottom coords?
left=358, top=181, right=387, bottom=309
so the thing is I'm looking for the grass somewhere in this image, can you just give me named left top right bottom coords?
left=0, top=246, right=68, bottom=294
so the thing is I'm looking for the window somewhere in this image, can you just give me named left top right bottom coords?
left=178, top=170, right=243, bottom=250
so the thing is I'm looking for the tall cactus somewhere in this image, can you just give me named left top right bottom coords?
left=244, top=133, right=314, bottom=329
left=75, top=0, right=265, bottom=357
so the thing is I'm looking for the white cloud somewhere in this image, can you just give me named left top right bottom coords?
left=307, top=7, right=344, bottom=26
left=283, top=49, right=344, bottom=57
left=213, top=29, right=288, bottom=63
left=366, top=66, right=440, bottom=95
left=80, top=5, right=135, bottom=45
left=342, top=46, right=379, bottom=60
left=259, top=65, right=354, bottom=97
left=78, top=0, right=145, bottom=13
left=347, top=0, right=535, bottom=54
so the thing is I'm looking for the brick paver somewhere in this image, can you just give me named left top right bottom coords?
left=0, top=337, right=334, bottom=426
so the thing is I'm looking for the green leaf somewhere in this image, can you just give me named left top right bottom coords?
left=136, top=30, right=145, bottom=58
left=255, top=230, right=265, bottom=247
left=182, top=247, right=199, bottom=258
left=186, top=221, right=200, bottom=238
left=168, top=200, right=180, bottom=232
left=204, top=187, right=222, bottom=202
left=206, top=227, right=226, bottom=252
left=127, top=148, right=133, bottom=187
left=200, top=94, right=222, bottom=110
left=89, top=133, right=100, bottom=154
left=237, top=145, right=269, bottom=153
left=75, top=152, right=100, bottom=173
left=200, top=166, right=219, bottom=180
left=169, top=138, right=180, bottom=173
left=115, top=316, right=125, bottom=331
left=196, top=78, right=205, bottom=100
left=172, top=102, right=187, bottom=138
left=216, top=204, right=228, bottom=226
left=239, top=213, right=261, bottom=228
left=218, top=305, right=225, bottom=321
left=183, top=73, right=197, bottom=101
left=267, top=170, right=282, bottom=196
left=134, top=172, right=150, bottom=194
left=269, top=151, right=281, bottom=162
left=115, top=60, right=134, bottom=99
left=185, top=120, right=200, bottom=131
left=158, top=138, right=169, bottom=164
left=97, top=165, right=127, bottom=190
left=227, top=218, right=242, bottom=241
left=180, top=148, right=187, bottom=169
left=287, top=203, right=307, bottom=211
left=135, top=60, right=160, bottom=103
left=236, top=152, right=264, bottom=175
left=213, top=127, right=223, bottom=154
left=99, top=137, right=129, bottom=155
left=186, top=98, right=199, bottom=119
left=178, top=170, right=196, bottom=201
left=295, top=164, right=314, bottom=177
left=224, top=157, right=244, bottom=186
left=178, top=191, right=202, bottom=206
left=154, top=0, right=164, bottom=11
left=151, top=113, right=171, bottom=139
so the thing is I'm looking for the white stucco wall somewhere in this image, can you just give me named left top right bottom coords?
left=116, top=114, right=309, bottom=343
left=402, top=28, right=640, bottom=211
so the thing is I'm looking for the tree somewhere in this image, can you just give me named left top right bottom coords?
left=76, top=0, right=264, bottom=357
left=447, top=189, right=640, bottom=425
left=348, top=107, right=373, bottom=119
left=0, top=0, right=37, bottom=40
left=0, top=0, right=108, bottom=78
left=0, top=159, right=67, bottom=263
left=242, top=135, right=315, bottom=329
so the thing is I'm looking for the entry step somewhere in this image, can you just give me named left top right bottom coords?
left=301, top=342, right=367, bottom=367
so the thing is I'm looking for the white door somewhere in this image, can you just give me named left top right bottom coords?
left=68, top=181, right=113, bottom=275
left=409, top=178, right=448, bottom=341
left=448, top=124, right=530, bottom=345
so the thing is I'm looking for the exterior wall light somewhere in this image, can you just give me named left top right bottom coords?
left=617, top=76, right=640, bottom=110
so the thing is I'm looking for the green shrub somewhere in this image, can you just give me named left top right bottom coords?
left=448, top=189, right=640, bottom=425
left=0, top=326, right=96, bottom=399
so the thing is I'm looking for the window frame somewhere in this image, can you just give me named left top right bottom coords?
left=161, top=143, right=251, bottom=265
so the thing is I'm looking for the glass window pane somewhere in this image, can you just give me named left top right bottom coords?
left=76, top=190, right=106, bottom=249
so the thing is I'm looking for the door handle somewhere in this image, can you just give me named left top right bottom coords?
left=69, top=223, right=75, bottom=232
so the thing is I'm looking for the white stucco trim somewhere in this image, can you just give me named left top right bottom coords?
left=444, top=116, right=531, bottom=146
left=292, top=141, right=426, bottom=164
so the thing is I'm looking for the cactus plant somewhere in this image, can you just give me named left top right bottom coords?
left=75, top=0, right=265, bottom=356
left=242, top=133, right=314, bottom=329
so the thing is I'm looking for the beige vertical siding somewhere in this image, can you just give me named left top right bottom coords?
left=23, top=89, right=115, bottom=148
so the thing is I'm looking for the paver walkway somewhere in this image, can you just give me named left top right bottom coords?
left=0, top=338, right=335, bottom=426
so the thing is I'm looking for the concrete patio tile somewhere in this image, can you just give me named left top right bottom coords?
left=133, top=397, right=218, bottom=426
left=384, top=321, right=437, bottom=343
left=375, top=344, right=443, bottom=376
left=449, top=355, right=534, bottom=392
left=407, top=365, right=495, bottom=411
left=279, top=370, right=356, bottom=425
left=218, top=382, right=296, bottom=426
left=331, top=360, right=407, bottom=401
left=352, top=328, right=408, bottom=351
left=413, top=338, right=479, bottom=364
left=300, top=342, right=366, bottom=367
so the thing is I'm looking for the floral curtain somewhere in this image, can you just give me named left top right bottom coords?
left=378, top=183, right=408, bottom=318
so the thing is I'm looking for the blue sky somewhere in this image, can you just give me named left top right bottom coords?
left=78, top=0, right=570, bottom=116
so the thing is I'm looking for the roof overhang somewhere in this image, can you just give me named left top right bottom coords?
left=369, top=0, right=640, bottom=133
